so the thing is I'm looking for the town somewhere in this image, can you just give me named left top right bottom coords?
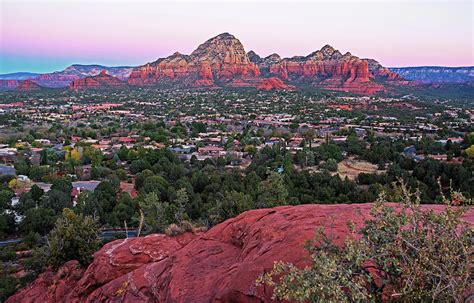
left=0, top=87, right=472, bottom=300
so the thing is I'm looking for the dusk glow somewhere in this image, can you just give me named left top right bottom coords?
left=1, top=0, right=473, bottom=73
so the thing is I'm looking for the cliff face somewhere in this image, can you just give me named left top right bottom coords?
left=69, top=70, right=128, bottom=90
left=266, top=46, right=396, bottom=94
left=128, top=33, right=260, bottom=87
left=129, top=34, right=405, bottom=94
left=0, top=80, right=20, bottom=90
left=7, top=203, right=472, bottom=303
left=16, top=80, right=43, bottom=91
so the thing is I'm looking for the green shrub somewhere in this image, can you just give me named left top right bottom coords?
left=257, top=181, right=472, bottom=302
left=47, top=208, right=100, bottom=268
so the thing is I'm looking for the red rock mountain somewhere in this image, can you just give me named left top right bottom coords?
left=128, top=33, right=261, bottom=88
left=7, top=203, right=473, bottom=303
left=128, top=33, right=405, bottom=94
left=259, top=45, right=398, bottom=94
left=69, top=70, right=128, bottom=91
left=16, top=80, right=43, bottom=91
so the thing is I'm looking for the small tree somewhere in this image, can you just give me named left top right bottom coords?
left=174, top=188, right=189, bottom=223
left=138, top=192, right=175, bottom=233
left=256, top=172, right=289, bottom=208
left=47, top=208, right=100, bottom=268
left=258, top=181, right=472, bottom=302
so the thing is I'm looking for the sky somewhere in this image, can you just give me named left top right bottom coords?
left=0, top=0, right=473, bottom=73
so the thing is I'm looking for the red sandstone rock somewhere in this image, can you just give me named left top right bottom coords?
left=69, top=71, right=127, bottom=91
left=128, top=33, right=260, bottom=88
left=267, top=46, right=386, bottom=94
left=0, top=80, right=20, bottom=90
left=127, top=34, right=406, bottom=94
left=257, top=77, right=292, bottom=90
left=16, top=80, right=43, bottom=91
left=10, top=203, right=467, bottom=303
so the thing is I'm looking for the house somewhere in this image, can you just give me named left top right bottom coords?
left=34, top=139, right=51, bottom=146
left=198, top=146, right=224, bottom=156
left=71, top=180, right=102, bottom=205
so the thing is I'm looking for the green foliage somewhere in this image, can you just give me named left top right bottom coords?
left=40, top=189, right=71, bottom=215
left=138, top=192, right=176, bottom=233
left=320, top=158, right=338, bottom=172
left=19, top=207, right=56, bottom=235
left=47, top=208, right=100, bottom=268
left=209, top=190, right=253, bottom=224
left=0, top=213, right=16, bottom=238
left=0, top=189, right=14, bottom=210
left=256, top=172, right=289, bottom=208
left=0, top=269, right=17, bottom=302
left=258, top=183, right=472, bottom=302
left=30, top=184, right=44, bottom=202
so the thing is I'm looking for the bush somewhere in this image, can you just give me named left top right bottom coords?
left=47, top=208, right=100, bottom=268
left=180, top=220, right=194, bottom=233
left=164, top=223, right=183, bottom=237
left=257, top=181, right=472, bottom=302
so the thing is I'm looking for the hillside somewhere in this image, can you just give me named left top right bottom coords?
left=7, top=203, right=473, bottom=303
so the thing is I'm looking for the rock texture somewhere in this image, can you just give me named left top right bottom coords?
left=16, top=80, right=43, bottom=91
left=257, top=77, right=292, bottom=90
left=129, top=34, right=405, bottom=94
left=266, top=45, right=390, bottom=94
left=69, top=70, right=128, bottom=91
left=128, top=33, right=260, bottom=88
left=7, top=203, right=473, bottom=303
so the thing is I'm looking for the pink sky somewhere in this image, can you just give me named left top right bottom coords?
left=1, top=0, right=473, bottom=73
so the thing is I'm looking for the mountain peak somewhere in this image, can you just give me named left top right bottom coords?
left=213, top=32, right=235, bottom=40
left=190, top=32, right=249, bottom=64
left=320, top=44, right=336, bottom=55
left=247, top=50, right=262, bottom=63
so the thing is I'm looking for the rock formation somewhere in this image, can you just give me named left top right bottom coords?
left=0, top=80, right=20, bottom=90
left=128, top=33, right=260, bottom=88
left=264, top=45, right=390, bottom=94
left=7, top=203, right=473, bottom=303
left=128, top=34, right=406, bottom=94
left=69, top=70, right=128, bottom=91
left=257, top=77, right=292, bottom=90
left=33, top=65, right=134, bottom=88
left=2, top=33, right=406, bottom=93
left=16, top=80, right=43, bottom=91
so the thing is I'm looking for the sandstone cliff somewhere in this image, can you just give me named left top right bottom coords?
left=69, top=70, right=128, bottom=90
left=128, top=33, right=260, bottom=88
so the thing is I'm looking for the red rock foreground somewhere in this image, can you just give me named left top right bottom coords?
left=7, top=203, right=474, bottom=303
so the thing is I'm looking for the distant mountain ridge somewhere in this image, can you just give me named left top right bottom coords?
left=389, top=66, right=474, bottom=83
left=1, top=33, right=472, bottom=94
left=0, top=65, right=134, bottom=89
left=0, top=72, right=40, bottom=80
left=33, top=64, right=134, bottom=87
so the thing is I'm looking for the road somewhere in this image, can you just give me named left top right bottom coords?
left=0, top=229, right=138, bottom=247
